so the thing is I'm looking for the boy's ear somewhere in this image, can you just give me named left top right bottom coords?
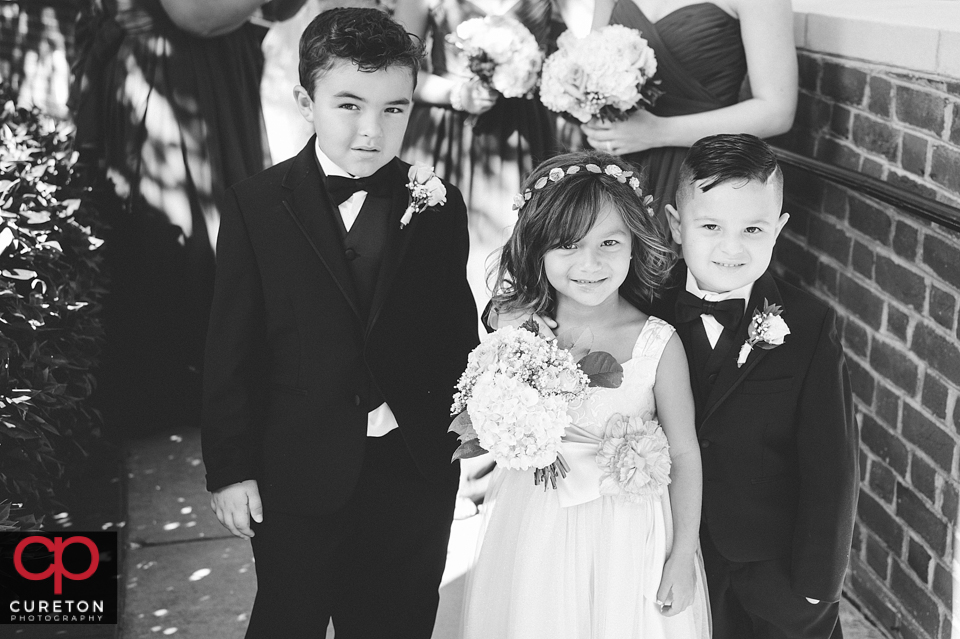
left=774, top=211, right=790, bottom=238
left=665, top=204, right=683, bottom=245
left=293, top=85, right=315, bottom=123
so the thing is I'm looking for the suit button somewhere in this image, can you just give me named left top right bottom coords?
left=353, top=395, right=361, bottom=407
left=700, top=440, right=710, bottom=449
left=345, top=248, right=358, bottom=261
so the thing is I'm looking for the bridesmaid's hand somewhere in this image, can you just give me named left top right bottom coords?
left=456, top=77, right=499, bottom=115
left=655, top=553, right=697, bottom=616
left=582, top=109, right=663, bottom=155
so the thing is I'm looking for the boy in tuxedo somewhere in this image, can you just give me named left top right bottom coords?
left=658, top=134, right=859, bottom=638
left=200, top=9, right=479, bottom=638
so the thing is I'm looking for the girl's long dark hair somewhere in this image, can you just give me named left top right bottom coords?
left=490, top=151, right=676, bottom=318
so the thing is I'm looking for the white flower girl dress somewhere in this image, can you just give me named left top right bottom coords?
left=462, top=316, right=711, bottom=639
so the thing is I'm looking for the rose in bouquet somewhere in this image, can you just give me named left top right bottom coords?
left=447, top=15, right=543, bottom=99
left=597, top=413, right=671, bottom=502
left=450, top=320, right=624, bottom=489
left=539, top=25, right=662, bottom=123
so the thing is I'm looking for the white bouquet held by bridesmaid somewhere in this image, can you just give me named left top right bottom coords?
left=446, top=15, right=544, bottom=99
left=540, top=25, right=662, bottom=123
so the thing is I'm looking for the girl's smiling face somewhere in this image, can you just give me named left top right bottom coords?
left=544, top=204, right=633, bottom=313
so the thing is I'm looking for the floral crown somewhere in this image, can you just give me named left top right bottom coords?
left=512, top=163, right=655, bottom=215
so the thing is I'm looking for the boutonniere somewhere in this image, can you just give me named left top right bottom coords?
left=737, top=299, right=790, bottom=368
left=401, top=163, right=446, bottom=229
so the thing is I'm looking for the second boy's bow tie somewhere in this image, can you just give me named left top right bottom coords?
left=675, top=291, right=745, bottom=330
left=325, top=164, right=393, bottom=206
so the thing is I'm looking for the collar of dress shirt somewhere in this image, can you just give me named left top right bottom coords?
left=315, top=139, right=354, bottom=179
left=684, top=269, right=754, bottom=304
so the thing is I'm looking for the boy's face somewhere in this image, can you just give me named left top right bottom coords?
left=668, top=177, right=789, bottom=294
left=293, top=60, right=414, bottom=177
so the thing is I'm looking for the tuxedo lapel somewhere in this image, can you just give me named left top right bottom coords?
left=281, top=138, right=362, bottom=320
left=367, top=159, right=417, bottom=332
left=701, top=271, right=783, bottom=425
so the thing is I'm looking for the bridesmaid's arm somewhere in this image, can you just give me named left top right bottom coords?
left=394, top=0, right=498, bottom=112
left=159, top=0, right=307, bottom=37
left=583, top=0, right=797, bottom=154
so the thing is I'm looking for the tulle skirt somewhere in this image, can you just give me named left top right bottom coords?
left=462, top=466, right=711, bottom=639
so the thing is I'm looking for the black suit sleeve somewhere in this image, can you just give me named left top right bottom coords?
left=791, top=307, right=859, bottom=601
left=200, top=187, right=267, bottom=492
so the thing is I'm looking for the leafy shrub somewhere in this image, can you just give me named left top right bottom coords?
left=0, top=82, right=106, bottom=526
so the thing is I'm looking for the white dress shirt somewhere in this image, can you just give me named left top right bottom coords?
left=315, top=141, right=399, bottom=437
left=684, top=270, right=753, bottom=349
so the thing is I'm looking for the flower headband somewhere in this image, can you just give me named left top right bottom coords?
left=512, top=163, right=655, bottom=215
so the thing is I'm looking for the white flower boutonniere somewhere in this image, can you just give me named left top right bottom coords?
left=401, top=163, right=446, bottom=229
left=737, top=299, right=790, bottom=368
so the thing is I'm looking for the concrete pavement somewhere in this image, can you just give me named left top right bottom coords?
left=121, top=428, right=888, bottom=639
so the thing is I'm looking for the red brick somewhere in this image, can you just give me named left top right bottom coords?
left=887, top=171, right=939, bottom=199
left=850, top=559, right=903, bottom=631
left=902, top=404, right=955, bottom=474
left=876, top=255, right=926, bottom=310
left=774, top=236, right=817, bottom=286
left=932, top=561, right=953, bottom=609
left=952, top=103, right=960, bottom=146
left=865, top=532, right=891, bottom=578
left=810, top=216, right=852, bottom=265
left=796, top=92, right=833, bottom=132
left=930, top=144, right=960, bottom=193
left=819, top=183, right=850, bottom=220
left=929, top=287, right=956, bottom=331
left=890, top=559, right=942, bottom=637
left=896, top=482, right=948, bottom=555
left=853, top=114, right=900, bottom=161
left=822, top=62, right=867, bottom=106
left=860, top=157, right=885, bottom=179
left=920, top=374, right=948, bottom=419
left=868, top=458, right=895, bottom=502
left=893, top=221, right=919, bottom=260
left=910, top=454, right=937, bottom=502
left=923, top=234, right=960, bottom=291
left=831, top=105, right=852, bottom=139
left=912, top=322, right=960, bottom=386
left=842, top=319, right=869, bottom=357
left=886, top=305, right=910, bottom=342
left=818, top=137, right=862, bottom=171
left=839, top=273, right=883, bottom=328
left=906, top=537, right=931, bottom=582
left=869, top=76, right=893, bottom=118
left=849, top=198, right=893, bottom=242
left=798, top=54, right=820, bottom=93
left=941, top=481, right=957, bottom=522
left=901, top=133, right=928, bottom=176
left=817, top=260, right=840, bottom=298
left=896, top=85, right=947, bottom=136
left=849, top=356, right=876, bottom=404
left=858, top=490, right=904, bottom=551
left=870, top=338, right=918, bottom=393
left=862, top=413, right=908, bottom=475
left=859, top=448, right=868, bottom=483
left=876, top=383, right=902, bottom=428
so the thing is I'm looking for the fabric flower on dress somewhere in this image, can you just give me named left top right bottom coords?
left=401, top=163, right=446, bottom=228
left=596, top=413, right=671, bottom=501
left=736, top=299, right=790, bottom=367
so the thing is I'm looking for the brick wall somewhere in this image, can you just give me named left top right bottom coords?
left=0, top=2, right=77, bottom=118
left=772, top=50, right=960, bottom=639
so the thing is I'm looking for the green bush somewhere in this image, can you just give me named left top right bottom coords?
left=0, top=84, right=107, bottom=527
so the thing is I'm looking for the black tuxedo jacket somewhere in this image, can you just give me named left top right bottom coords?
left=201, top=139, right=479, bottom=514
left=649, top=265, right=859, bottom=602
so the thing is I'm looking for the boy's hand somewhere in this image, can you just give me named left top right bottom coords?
left=656, top=553, right=697, bottom=616
left=210, top=480, right=262, bottom=540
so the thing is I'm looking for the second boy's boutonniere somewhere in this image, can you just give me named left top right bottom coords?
left=737, top=299, right=790, bottom=368
left=401, top=163, right=446, bottom=229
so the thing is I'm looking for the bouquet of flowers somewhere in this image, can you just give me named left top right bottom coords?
left=450, top=320, right=624, bottom=488
left=539, top=25, right=661, bottom=123
left=447, top=15, right=543, bottom=99
left=597, top=414, right=671, bottom=501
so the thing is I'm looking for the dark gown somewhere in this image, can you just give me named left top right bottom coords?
left=606, top=1, right=746, bottom=223
left=71, top=0, right=271, bottom=434
left=401, top=0, right=559, bottom=308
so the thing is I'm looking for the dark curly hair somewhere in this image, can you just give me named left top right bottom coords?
left=677, top=133, right=783, bottom=205
left=298, top=8, right=425, bottom=97
left=491, top=151, right=676, bottom=318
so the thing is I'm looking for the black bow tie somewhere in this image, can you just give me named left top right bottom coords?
left=325, top=163, right=394, bottom=206
left=675, top=290, right=745, bottom=331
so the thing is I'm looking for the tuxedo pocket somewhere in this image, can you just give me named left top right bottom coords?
left=270, top=382, right=308, bottom=396
left=739, top=377, right=794, bottom=395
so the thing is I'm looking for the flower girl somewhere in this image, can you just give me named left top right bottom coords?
left=462, top=151, right=710, bottom=639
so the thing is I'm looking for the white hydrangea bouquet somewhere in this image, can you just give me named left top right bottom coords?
left=597, top=413, right=671, bottom=501
left=539, top=25, right=662, bottom=123
left=446, top=15, right=544, bottom=99
left=450, top=319, right=623, bottom=489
